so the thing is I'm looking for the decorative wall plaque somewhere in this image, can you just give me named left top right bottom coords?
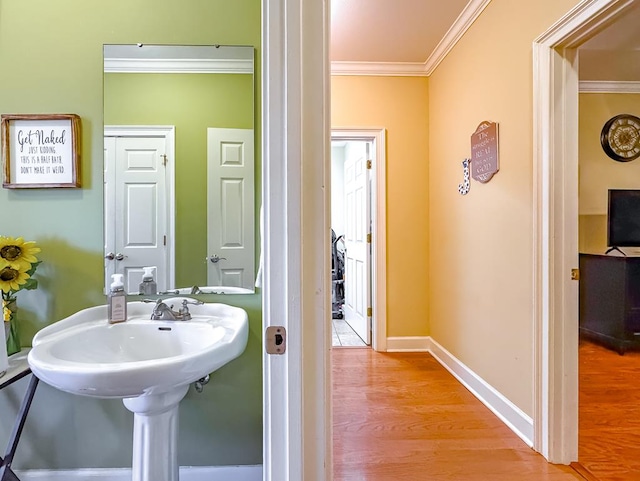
left=1, top=113, right=81, bottom=188
left=470, top=121, right=499, bottom=183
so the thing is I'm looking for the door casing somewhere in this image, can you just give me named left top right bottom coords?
left=532, top=0, right=636, bottom=464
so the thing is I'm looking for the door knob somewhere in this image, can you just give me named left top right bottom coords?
left=105, top=252, right=115, bottom=260
left=115, top=253, right=126, bottom=261
left=208, top=254, right=227, bottom=263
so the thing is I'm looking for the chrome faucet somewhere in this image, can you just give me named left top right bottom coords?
left=150, top=298, right=204, bottom=321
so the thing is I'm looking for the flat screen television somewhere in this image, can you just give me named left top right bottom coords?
left=607, top=189, right=640, bottom=247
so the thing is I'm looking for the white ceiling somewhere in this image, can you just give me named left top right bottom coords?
left=330, top=0, right=640, bottom=82
left=330, top=0, right=470, bottom=63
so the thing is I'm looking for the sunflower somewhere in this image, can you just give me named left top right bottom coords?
left=0, top=236, right=41, bottom=270
left=0, top=262, right=31, bottom=293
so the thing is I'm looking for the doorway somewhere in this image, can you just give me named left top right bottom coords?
left=533, top=0, right=639, bottom=465
left=331, top=128, right=387, bottom=351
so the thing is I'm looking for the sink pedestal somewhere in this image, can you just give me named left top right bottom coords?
left=123, top=385, right=190, bottom=481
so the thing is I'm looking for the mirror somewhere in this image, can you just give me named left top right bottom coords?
left=103, top=44, right=256, bottom=295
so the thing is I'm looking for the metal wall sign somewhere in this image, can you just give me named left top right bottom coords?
left=470, top=121, right=499, bottom=183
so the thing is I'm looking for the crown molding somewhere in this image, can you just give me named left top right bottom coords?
left=330, top=0, right=492, bottom=77
left=104, top=58, right=253, bottom=74
left=579, top=80, right=640, bottom=93
left=330, top=61, right=428, bottom=76
left=424, top=0, right=492, bottom=75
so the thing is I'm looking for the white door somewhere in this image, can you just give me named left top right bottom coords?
left=207, top=128, right=255, bottom=289
left=104, top=135, right=170, bottom=294
left=343, top=141, right=372, bottom=344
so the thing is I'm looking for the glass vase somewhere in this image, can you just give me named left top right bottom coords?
left=4, top=299, right=21, bottom=356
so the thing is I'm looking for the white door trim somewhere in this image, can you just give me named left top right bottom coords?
left=532, top=0, right=636, bottom=464
left=103, top=125, right=176, bottom=290
left=262, top=0, right=330, bottom=479
left=331, top=128, right=387, bottom=351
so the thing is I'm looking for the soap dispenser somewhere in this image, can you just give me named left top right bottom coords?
left=139, top=267, right=157, bottom=295
left=108, top=273, right=127, bottom=324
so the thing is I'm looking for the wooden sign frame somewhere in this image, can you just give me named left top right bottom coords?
left=1, top=113, right=81, bottom=189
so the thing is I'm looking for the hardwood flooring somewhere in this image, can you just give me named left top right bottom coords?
left=579, top=339, right=640, bottom=481
left=332, top=349, right=583, bottom=481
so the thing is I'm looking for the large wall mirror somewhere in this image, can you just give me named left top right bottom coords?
left=103, top=44, right=256, bottom=295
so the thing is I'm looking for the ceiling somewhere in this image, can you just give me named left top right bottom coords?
left=330, top=0, right=640, bottom=82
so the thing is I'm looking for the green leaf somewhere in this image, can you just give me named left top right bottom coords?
left=21, top=278, right=38, bottom=291
left=25, top=261, right=41, bottom=277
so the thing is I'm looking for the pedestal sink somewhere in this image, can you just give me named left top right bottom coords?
left=27, top=298, right=249, bottom=481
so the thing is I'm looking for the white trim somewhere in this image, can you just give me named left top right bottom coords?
left=533, top=0, right=636, bottom=465
left=428, top=338, right=534, bottom=447
left=262, top=0, right=330, bottom=479
left=331, top=61, right=428, bottom=77
left=331, top=128, right=387, bottom=352
left=386, top=336, right=430, bottom=352
left=330, top=0, right=492, bottom=78
left=103, top=125, right=176, bottom=292
left=424, top=0, right=492, bottom=75
left=579, top=80, right=640, bottom=93
left=104, top=58, right=253, bottom=74
left=15, top=466, right=262, bottom=481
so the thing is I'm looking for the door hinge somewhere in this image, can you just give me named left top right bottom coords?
left=571, top=268, right=579, bottom=281
left=161, top=154, right=168, bottom=166
left=367, top=307, right=372, bottom=317
left=266, top=326, right=286, bottom=354
left=366, top=233, right=372, bottom=244
left=366, top=159, right=372, bottom=169
left=164, top=235, right=167, bottom=246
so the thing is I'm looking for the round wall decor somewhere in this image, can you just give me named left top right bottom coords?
left=600, top=113, right=640, bottom=162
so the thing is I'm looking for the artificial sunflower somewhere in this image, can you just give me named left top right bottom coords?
left=0, top=262, right=31, bottom=293
left=0, top=237, right=41, bottom=271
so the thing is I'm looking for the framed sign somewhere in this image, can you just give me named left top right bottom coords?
left=1, top=114, right=81, bottom=188
left=470, top=120, right=499, bottom=183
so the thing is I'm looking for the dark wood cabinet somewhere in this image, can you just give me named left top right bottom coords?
left=579, top=253, right=640, bottom=354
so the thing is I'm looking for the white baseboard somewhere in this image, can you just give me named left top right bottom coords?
left=15, top=465, right=262, bottom=481
left=427, top=337, right=534, bottom=446
left=385, top=336, right=430, bottom=352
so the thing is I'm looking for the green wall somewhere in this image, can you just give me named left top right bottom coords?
left=104, top=72, right=254, bottom=287
left=0, top=0, right=262, bottom=469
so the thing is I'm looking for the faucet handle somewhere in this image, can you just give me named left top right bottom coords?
left=181, top=298, right=204, bottom=306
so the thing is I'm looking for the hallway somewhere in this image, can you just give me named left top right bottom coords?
left=332, top=349, right=584, bottom=481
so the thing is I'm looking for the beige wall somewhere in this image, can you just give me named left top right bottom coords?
left=428, top=0, right=581, bottom=415
left=331, top=76, right=430, bottom=337
left=579, top=93, right=640, bottom=253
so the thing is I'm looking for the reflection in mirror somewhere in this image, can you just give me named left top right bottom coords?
left=103, top=44, right=255, bottom=295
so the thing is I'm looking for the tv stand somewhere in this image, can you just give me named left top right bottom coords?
left=579, top=253, right=640, bottom=354
left=605, top=246, right=626, bottom=256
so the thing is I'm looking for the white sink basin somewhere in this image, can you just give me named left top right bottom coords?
left=28, top=299, right=249, bottom=398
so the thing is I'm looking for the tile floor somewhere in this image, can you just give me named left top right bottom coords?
left=332, top=317, right=367, bottom=347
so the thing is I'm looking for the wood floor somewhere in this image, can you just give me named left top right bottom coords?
left=332, top=348, right=583, bottom=481
left=578, top=339, right=640, bottom=481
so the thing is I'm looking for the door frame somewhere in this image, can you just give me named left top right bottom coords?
left=104, top=125, right=176, bottom=290
left=261, top=0, right=330, bottom=479
left=532, top=0, right=635, bottom=464
left=331, top=128, right=387, bottom=351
